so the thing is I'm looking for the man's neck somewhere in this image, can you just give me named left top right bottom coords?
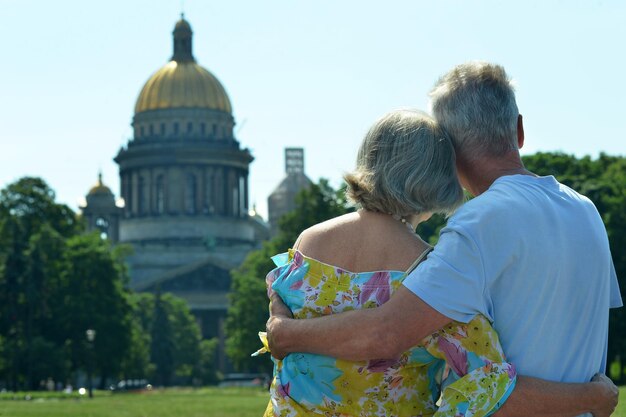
left=458, top=151, right=536, bottom=196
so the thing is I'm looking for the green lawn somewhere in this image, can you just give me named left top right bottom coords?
left=0, top=386, right=624, bottom=417
left=616, top=386, right=626, bottom=417
left=0, top=387, right=269, bottom=417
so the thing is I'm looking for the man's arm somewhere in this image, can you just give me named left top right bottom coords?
left=267, top=294, right=619, bottom=417
left=495, top=374, right=618, bottom=417
left=266, top=286, right=450, bottom=360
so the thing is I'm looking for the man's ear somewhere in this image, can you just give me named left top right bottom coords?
left=517, top=114, right=525, bottom=149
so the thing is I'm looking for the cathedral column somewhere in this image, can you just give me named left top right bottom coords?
left=222, top=167, right=230, bottom=216
left=131, top=171, right=139, bottom=216
left=244, top=172, right=249, bottom=216
left=121, top=174, right=128, bottom=215
left=149, top=168, right=154, bottom=215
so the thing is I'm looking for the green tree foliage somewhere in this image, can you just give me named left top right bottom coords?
left=225, top=179, right=352, bottom=372
left=59, top=233, right=132, bottom=388
left=416, top=213, right=448, bottom=245
left=226, top=243, right=277, bottom=373
left=127, top=291, right=216, bottom=386
left=0, top=178, right=130, bottom=390
left=0, top=177, right=217, bottom=389
left=0, top=178, right=82, bottom=389
left=120, top=312, right=152, bottom=380
left=0, top=177, right=79, bottom=239
left=22, top=225, right=68, bottom=387
left=0, top=216, right=29, bottom=389
left=150, top=290, right=175, bottom=386
left=195, top=338, right=219, bottom=385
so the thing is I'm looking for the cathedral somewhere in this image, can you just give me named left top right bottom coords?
left=81, top=16, right=269, bottom=369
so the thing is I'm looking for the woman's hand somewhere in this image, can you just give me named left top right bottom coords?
left=266, top=293, right=293, bottom=360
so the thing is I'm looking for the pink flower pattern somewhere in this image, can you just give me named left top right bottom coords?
left=359, top=271, right=391, bottom=305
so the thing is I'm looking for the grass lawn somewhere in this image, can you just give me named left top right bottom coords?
left=0, top=387, right=269, bottom=417
left=616, top=386, right=626, bottom=417
left=1, top=386, right=624, bottom=417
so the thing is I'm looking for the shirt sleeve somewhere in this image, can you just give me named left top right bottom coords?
left=609, top=258, right=623, bottom=308
left=403, top=221, right=492, bottom=323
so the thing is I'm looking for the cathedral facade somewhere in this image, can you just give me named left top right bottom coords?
left=82, top=16, right=268, bottom=370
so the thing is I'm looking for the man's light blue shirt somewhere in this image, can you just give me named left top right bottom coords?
left=404, top=175, right=622, bottom=382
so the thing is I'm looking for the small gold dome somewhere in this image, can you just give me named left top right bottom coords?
left=88, top=173, right=113, bottom=196
left=174, top=18, right=191, bottom=32
left=134, top=61, right=232, bottom=114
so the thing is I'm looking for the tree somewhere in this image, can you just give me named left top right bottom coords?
left=150, top=290, right=175, bottom=386
left=128, top=291, right=210, bottom=386
left=194, top=338, right=219, bottom=385
left=226, top=243, right=278, bottom=372
left=225, top=179, right=352, bottom=372
left=23, top=225, right=67, bottom=388
left=167, top=294, right=202, bottom=383
left=0, top=176, right=215, bottom=389
left=0, top=178, right=80, bottom=389
left=58, top=233, right=132, bottom=388
left=120, top=315, right=152, bottom=380
left=0, top=216, right=27, bottom=389
left=0, top=177, right=80, bottom=239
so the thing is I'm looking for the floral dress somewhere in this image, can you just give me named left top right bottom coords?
left=257, top=249, right=516, bottom=417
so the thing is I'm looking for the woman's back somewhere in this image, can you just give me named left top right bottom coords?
left=265, top=234, right=442, bottom=416
left=263, top=212, right=515, bottom=417
left=294, top=210, right=430, bottom=274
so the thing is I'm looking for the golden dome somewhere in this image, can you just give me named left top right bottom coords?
left=88, top=173, right=113, bottom=196
left=134, top=16, right=232, bottom=115
left=134, top=61, right=232, bottom=114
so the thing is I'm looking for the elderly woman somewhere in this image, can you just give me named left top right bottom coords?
left=257, top=110, right=516, bottom=417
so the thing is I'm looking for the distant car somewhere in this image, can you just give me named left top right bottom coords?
left=218, top=373, right=270, bottom=388
left=109, top=379, right=152, bottom=392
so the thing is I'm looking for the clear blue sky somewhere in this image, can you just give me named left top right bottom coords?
left=2, top=0, right=624, bottom=219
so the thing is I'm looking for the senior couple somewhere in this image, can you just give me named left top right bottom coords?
left=258, top=62, right=622, bottom=416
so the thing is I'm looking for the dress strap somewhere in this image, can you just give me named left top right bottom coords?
left=405, top=245, right=434, bottom=275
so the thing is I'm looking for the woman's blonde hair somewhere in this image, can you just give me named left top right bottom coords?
left=344, top=109, right=463, bottom=217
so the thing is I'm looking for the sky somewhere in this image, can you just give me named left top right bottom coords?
left=1, top=0, right=625, bottom=219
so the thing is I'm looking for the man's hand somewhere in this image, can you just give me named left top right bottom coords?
left=590, top=373, right=618, bottom=417
left=266, top=293, right=293, bottom=360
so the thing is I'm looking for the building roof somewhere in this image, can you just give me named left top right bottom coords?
left=87, top=172, right=114, bottom=196
left=269, top=172, right=312, bottom=197
left=134, top=17, right=232, bottom=114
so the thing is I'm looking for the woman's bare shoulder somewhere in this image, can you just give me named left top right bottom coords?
left=295, top=212, right=361, bottom=249
left=294, top=212, right=429, bottom=272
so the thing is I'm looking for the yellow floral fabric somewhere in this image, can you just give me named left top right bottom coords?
left=259, top=249, right=516, bottom=417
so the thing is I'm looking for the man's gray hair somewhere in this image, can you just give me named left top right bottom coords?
left=429, top=61, right=519, bottom=160
left=345, top=109, right=463, bottom=217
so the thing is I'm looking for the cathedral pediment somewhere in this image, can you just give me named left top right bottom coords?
left=135, top=253, right=233, bottom=293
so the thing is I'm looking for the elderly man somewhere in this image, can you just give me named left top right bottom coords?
left=267, top=62, right=622, bottom=416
